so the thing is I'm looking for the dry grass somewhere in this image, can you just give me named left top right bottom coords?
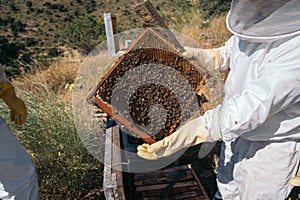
left=12, top=57, right=82, bottom=102
left=179, top=14, right=232, bottom=48
left=5, top=56, right=106, bottom=199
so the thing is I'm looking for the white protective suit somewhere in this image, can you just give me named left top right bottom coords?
left=0, top=65, right=39, bottom=200
left=215, top=34, right=300, bottom=200
left=216, top=1, right=300, bottom=199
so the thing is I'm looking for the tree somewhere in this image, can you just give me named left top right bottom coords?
left=0, top=36, right=24, bottom=77
left=197, top=0, right=231, bottom=19
left=48, top=47, right=62, bottom=57
left=26, top=1, right=32, bottom=8
left=84, top=0, right=96, bottom=13
left=62, top=15, right=106, bottom=54
left=0, top=37, right=20, bottom=63
left=10, top=20, right=26, bottom=37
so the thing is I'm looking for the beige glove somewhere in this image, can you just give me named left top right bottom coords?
left=182, top=46, right=221, bottom=72
left=0, top=81, right=27, bottom=125
left=137, top=106, right=222, bottom=160
left=289, top=169, right=300, bottom=186
left=182, top=46, right=232, bottom=72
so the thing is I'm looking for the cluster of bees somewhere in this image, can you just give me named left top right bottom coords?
left=97, top=48, right=208, bottom=140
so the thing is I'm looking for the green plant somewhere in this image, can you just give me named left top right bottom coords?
left=47, top=47, right=61, bottom=57
left=26, top=1, right=32, bottom=8
left=62, top=15, right=106, bottom=54
left=0, top=36, right=27, bottom=77
left=84, top=0, right=96, bottom=13
left=197, top=0, right=231, bottom=19
left=10, top=20, right=26, bottom=37
left=24, top=37, right=37, bottom=47
left=1, top=71, right=105, bottom=199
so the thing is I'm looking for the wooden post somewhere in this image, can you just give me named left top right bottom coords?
left=104, top=13, right=120, bottom=57
left=103, top=122, right=126, bottom=200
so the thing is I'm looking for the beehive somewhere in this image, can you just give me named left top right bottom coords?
left=134, top=164, right=210, bottom=200
left=87, top=1, right=210, bottom=144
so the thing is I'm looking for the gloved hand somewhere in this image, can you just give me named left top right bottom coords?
left=182, top=46, right=221, bottom=71
left=289, top=168, right=300, bottom=186
left=137, top=106, right=222, bottom=160
left=0, top=81, right=27, bottom=125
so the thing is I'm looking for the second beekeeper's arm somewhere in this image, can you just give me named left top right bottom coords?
left=0, top=64, right=27, bottom=125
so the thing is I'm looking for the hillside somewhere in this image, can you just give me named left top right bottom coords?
left=0, top=0, right=198, bottom=59
left=0, top=0, right=232, bottom=73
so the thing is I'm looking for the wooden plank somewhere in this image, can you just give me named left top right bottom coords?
left=103, top=124, right=127, bottom=200
left=112, top=125, right=122, bottom=172
left=134, top=173, right=194, bottom=186
left=139, top=193, right=204, bottom=200
left=134, top=165, right=190, bottom=180
left=139, top=185, right=201, bottom=197
left=188, top=164, right=210, bottom=200
left=134, top=170, right=193, bottom=182
left=135, top=171, right=193, bottom=183
left=168, top=185, right=203, bottom=195
left=103, top=125, right=115, bottom=199
left=136, top=180, right=198, bottom=192
left=139, top=188, right=205, bottom=200
left=111, top=125, right=126, bottom=200
left=170, top=191, right=202, bottom=199
left=138, top=196, right=160, bottom=200
left=134, top=165, right=210, bottom=200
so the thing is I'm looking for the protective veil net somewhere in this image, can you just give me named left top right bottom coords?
left=227, top=0, right=300, bottom=40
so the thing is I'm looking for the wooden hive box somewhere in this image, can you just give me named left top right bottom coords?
left=134, top=164, right=210, bottom=200
left=103, top=121, right=210, bottom=200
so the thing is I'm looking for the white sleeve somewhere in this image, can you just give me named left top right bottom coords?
left=0, top=64, right=7, bottom=83
left=217, top=46, right=231, bottom=71
left=199, top=104, right=223, bottom=141
left=220, top=57, right=300, bottom=141
left=215, top=36, right=234, bottom=71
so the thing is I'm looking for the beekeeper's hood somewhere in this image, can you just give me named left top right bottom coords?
left=227, top=0, right=300, bottom=42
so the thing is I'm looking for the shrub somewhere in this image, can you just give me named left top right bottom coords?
left=24, top=37, right=37, bottom=47
left=26, top=1, right=32, bottom=8
left=10, top=20, right=26, bottom=37
left=62, top=15, right=106, bottom=54
left=47, top=47, right=61, bottom=57
left=0, top=17, right=8, bottom=26
left=3, top=67, right=105, bottom=199
left=197, top=0, right=231, bottom=19
left=84, top=0, right=96, bottom=13
left=9, top=3, right=19, bottom=12
left=0, top=36, right=27, bottom=77
left=57, top=4, right=67, bottom=12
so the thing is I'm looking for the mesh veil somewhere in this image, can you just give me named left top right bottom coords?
left=227, top=0, right=300, bottom=40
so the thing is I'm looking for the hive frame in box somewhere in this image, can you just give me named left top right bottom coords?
left=87, top=1, right=210, bottom=144
left=87, top=27, right=209, bottom=144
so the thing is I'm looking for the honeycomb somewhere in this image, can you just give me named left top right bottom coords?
left=88, top=1, right=210, bottom=143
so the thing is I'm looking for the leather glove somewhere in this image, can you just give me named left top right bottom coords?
left=0, top=81, right=27, bottom=125
left=137, top=106, right=222, bottom=160
left=289, top=168, right=300, bottom=186
left=182, top=46, right=221, bottom=72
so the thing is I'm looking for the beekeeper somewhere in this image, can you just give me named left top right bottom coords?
left=0, top=64, right=39, bottom=199
left=137, top=0, right=300, bottom=199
